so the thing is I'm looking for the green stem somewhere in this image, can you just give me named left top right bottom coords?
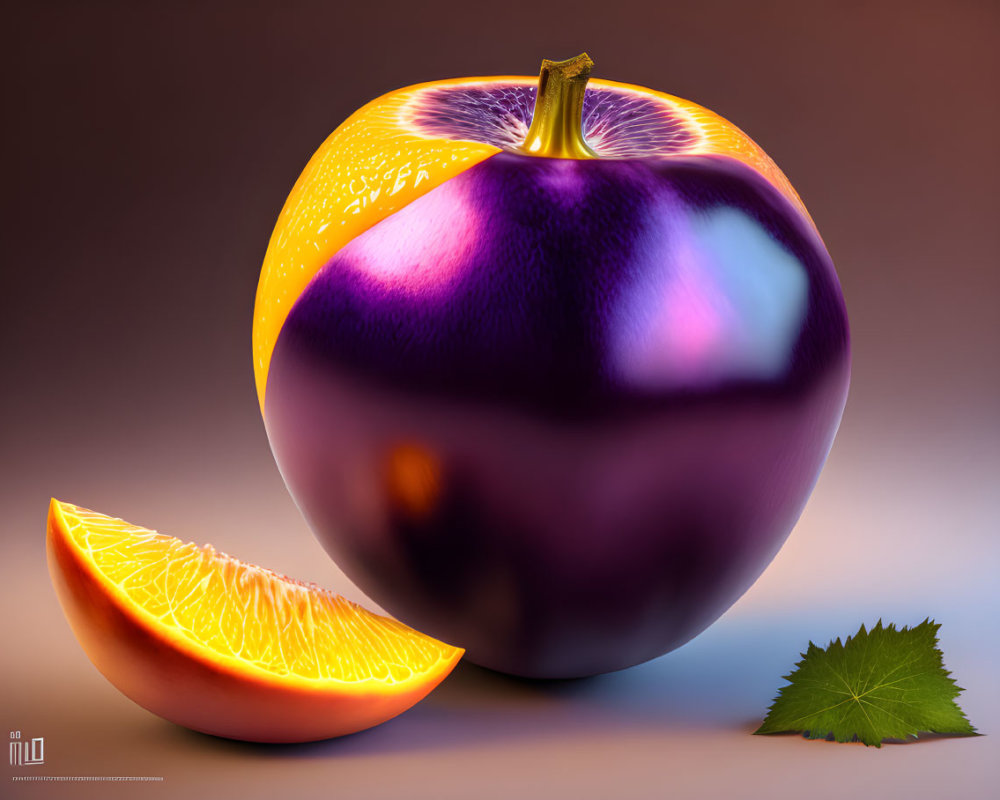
left=520, top=53, right=597, bottom=159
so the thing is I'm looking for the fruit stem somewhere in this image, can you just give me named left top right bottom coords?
left=520, top=53, right=597, bottom=159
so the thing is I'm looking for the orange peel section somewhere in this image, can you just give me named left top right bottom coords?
left=254, top=75, right=808, bottom=411
left=252, top=84, right=502, bottom=411
left=46, top=499, right=463, bottom=742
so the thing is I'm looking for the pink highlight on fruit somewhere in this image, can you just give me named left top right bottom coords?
left=612, top=206, right=808, bottom=390
left=346, top=179, right=479, bottom=292
left=650, top=231, right=727, bottom=373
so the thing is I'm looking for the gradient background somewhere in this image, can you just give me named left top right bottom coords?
left=3, top=1, right=998, bottom=797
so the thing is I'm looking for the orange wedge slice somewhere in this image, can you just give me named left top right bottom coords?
left=46, top=499, right=463, bottom=742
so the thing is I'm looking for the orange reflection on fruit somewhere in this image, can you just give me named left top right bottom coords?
left=45, top=499, right=463, bottom=743
left=383, top=443, right=442, bottom=519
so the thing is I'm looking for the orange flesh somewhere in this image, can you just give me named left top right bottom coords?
left=52, top=499, right=460, bottom=684
left=46, top=499, right=463, bottom=741
left=252, top=75, right=808, bottom=412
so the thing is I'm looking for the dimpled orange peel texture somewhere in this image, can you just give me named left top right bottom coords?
left=252, top=72, right=809, bottom=411
left=46, top=499, right=464, bottom=742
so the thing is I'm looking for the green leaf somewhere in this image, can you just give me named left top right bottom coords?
left=754, top=619, right=977, bottom=747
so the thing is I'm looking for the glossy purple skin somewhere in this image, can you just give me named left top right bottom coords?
left=265, top=152, right=850, bottom=678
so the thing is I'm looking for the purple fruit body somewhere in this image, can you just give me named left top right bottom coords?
left=264, top=150, right=850, bottom=678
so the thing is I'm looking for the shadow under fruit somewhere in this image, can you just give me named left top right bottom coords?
left=256, top=55, right=850, bottom=679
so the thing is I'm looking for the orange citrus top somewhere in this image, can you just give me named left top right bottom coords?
left=253, top=75, right=808, bottom=411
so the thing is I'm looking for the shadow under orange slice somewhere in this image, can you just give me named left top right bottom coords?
left=46, top=499, right=463, bottom=743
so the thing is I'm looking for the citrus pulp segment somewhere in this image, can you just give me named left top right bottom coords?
left=46, top=499, right=463, bottom=742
